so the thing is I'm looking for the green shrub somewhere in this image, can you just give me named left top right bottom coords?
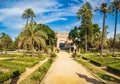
left=107, top=63, right=120, bottom=75
left=80, top=49, right=85, bottom=54
left=0, top=72, right=13, bottom=83
left=72, top=53, right=76, bottom=58
left=50, top=53, right=57, bottom=58
left=0, top=71, right=3, bottom=74
left=30, top=59, right=53, bottom=84
left=56, top=49, right=60, bottom=53
left=90, top=59, right=102, bottom=66
left=89, top=57, right=120, bottom=66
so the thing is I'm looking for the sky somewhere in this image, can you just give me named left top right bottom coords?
left=0, top=0, right=120, bottom=40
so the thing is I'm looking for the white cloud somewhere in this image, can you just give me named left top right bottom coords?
left=66, top=21, right=80, bottom=31
left=107, top=32, right=114, bottom=38
left=0, top=0, right=82, bottom=30
left=0, top=0, right=113, bottom=31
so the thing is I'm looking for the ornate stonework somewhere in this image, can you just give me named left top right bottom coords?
left=56, top=32, right=72, bottom=49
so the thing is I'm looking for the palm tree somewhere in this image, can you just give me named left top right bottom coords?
left=95, top=3, right=111, bottom=56
left=19, top=21, right=48, bottom=57
left=77, top=2, right=93, bottom=53
left=110, top=0, right=120, bottom=55
left=22, top=8, right=36, bottom=26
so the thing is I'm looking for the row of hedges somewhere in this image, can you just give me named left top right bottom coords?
left=0, top=54, right=22, bottom=58
left=80, top=54, right=120, bottom=77
left=0, top=55, right=47, bottom=83
left=76, top=59, right=120, bottom=83
left=90, top=57, right=120, bottom=67
left=20, top=58, right=54, bottom=84
left=0, top=67, right=25, bottom=83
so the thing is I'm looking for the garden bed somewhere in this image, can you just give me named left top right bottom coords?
left=107, top=63, right=120, bottom=76
left=90, top=57, right=120, bottom=67
left=0, top=54, right=47, bottom=83
left=19, top=58, right=53, bottom=84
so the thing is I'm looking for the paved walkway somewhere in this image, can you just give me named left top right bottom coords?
left=43, top=51, right=103, bottom=84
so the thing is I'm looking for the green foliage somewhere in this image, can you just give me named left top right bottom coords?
left=18, top=21, right=48, bottom=57
left=77, top=2, right=93, bottom=52
left=107, top=63, right=120, bottom=75
left=20, top=58, right=53, bottom=84
left=22, top=8, right=36, bottom=26
left=38, top=24, right=56, bottom=46
left=0, top=33, right=14, bottom=53
left=0, top=54, right=46, bottom=83
left=90, top=57, right=120, bottom=66
left=80, top=49, right=85, bottom=54
left=72, top=53, right=76, bottom=58
left=69, top=26, right=79, bottom=40
left=50, top=53, right=57, bottom=58
left=56, top=48, right=60, bottom=53
left=76, top=59, right=120, bottom=83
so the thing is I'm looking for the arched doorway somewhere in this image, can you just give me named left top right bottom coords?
left=59, top=40, right=65, bottom=50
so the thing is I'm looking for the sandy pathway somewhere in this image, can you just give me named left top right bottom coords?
left=43, top=51, right=103, bottom=84
left=17, top=58, right=48, bottom=84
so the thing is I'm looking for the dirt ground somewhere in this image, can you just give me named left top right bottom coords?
left=43, top=51, right=103, bottom=84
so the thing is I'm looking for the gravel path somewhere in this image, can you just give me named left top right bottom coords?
left=17, top=58, right=49, bottom=84
left=43, top=51, right=103, bottom=84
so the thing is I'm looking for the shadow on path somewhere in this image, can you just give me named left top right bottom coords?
left=76, top=73, right=105, bottom=84
left=10, top=76, right=19, bottom=84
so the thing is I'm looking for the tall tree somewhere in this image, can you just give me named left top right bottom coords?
left=22, top=8, right=36, bottom=26
left=95, top=3, right=111, bottom=56
left=69, top=26, right=79, bottom=42
left=0, top=33, right=13, bottom=54
left=91, top=24, right=101, bottom=50
left=77, top=2, right=93, bottom=53
left=38, top=24, right=56, bottom=46
left=19, top=21, right=48, bottom=57
left=110, top=0, right=120, bottom=55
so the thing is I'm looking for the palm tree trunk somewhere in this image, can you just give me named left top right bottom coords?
left=113, top=9, right=118, bottom=55
left=85, top=27, right=87, bottom=53
left=26, top=18, right=29, bottom=27
left=31, top=40, right=34, bottom=57
left=100, top=13, right=106, bottom=56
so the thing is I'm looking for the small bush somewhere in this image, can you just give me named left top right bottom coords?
left=50, top=53, right=57, bottom=58
left=80, top=49, right=85, bottom=54
left=72, top=53, right=76, bottom=58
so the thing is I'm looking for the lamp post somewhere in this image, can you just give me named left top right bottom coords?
left=75, top=38, right=80, bottom=54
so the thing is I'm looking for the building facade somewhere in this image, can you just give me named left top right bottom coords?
left=56, top=32, right=72, bottom=49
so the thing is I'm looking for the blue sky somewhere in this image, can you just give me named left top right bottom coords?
left=0, top=0, right=120, bottom=40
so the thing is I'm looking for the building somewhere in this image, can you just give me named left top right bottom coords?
left=56, top=32, right=72, bottom=49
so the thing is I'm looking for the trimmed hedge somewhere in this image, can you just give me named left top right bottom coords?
left=0, top=55, right=47, bottom=83
left=50, top=53, right=57, bottom=58
left=20, top=58, right=53, bottom=84
left=90, top=57, right=120, bottom=66
left=107, top=63, right=120, bottom=76
left=90, top=59, right=102, bottom=66
left=0, top=54, right=22, bottom=58
left=0, top=67, right=25, bottom=83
